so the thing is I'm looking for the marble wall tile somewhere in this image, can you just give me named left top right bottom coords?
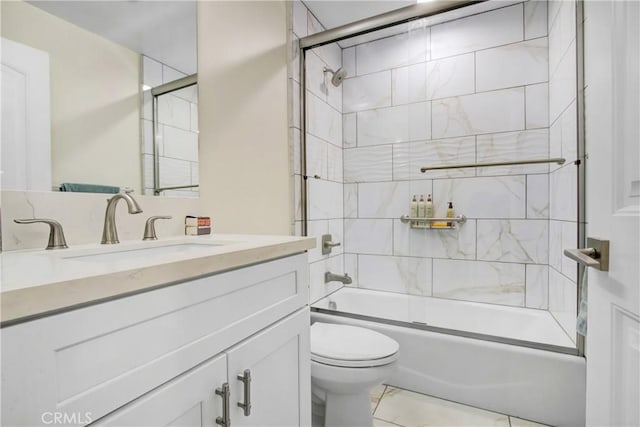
left=326, top=75, right=343, bottom=113
left=393, top=219, right=476, bottom=259
left=163, top=125, right=198, bottom=162
left=343, top=71, right=392, bottom=113
left=327, top=143, right=343, bottom=182
left=477, top=219, right=549, bottom=264
left=306, top=133, right=328, bottom=179
left=344, top=145, right=393, bottom=183
left=142, top=90, right=153, bottom=121
left=358, top=255, right=432, bottom=296
left=549, top=40, right=577, bottom=122
left=344, top=253, right=359, bottom=286
left=527, top=174, right=549, bottom=218
left=392, top=63, right=428, bottom=105
left=431, top=4, right=523, bottom=59
left=548, top=267, right=577, bottom=343
left=476, top=38, right=549, bottom=92
left=549, top=99, right=577, bottom=162
left=307, top=92, right=342, bottom=146
left=433, top=259, right=525, bottom=306
left=342, top=47, right=356, bottom=78
left=291, top=128, right=301, bottom=175
left=549, top=163, right=577, bottom=221
left=549, top=220, right=563, bottom=273
left=476, top=129, right=549, bottom=176
left=358, top=181, right=410, bottom=219
left=356, top=30, right=428, bottom=76
left=344, top=219, right=394, bottom=255
left=158, top=95, right=191, bottom=130
left=306, top=51, right=328, bottom=102
left=357, top=102, right=430, bottom=146
left=561, top=221, right=578, bottom=282
left=308, top=179, right=343, bottom=220
left=292, top=0, right=308, bottom=38
left=307, top=219, right=330, bottom=263
left=343, top=113, right=357, bottom=148
left=431, top=88, right=525, bottom=139
left=526, top=264, right=549, bottom=309
left=526, top=83, right=549, bottom=129
left=309, top=254, right=344, bottom=303
left=291, top=80, right=301, bottom=129
left=432, top=176, right=526, bottom=219
left=548, top=0, right=563, bottom=31
left=393, top=137, right=476, bottom=181
left=190, top=103, right=198, bottom=132
left=548, top=0, right=576, bottom=76
left=525, top=0, right=548, bottom=40
left=426, top=53, right=475, bottom=100
left=344, top=183, right=358, bottom=218
left=294, top=175, right=302, bottom=221
left=159, top=157, right=192, bottom=187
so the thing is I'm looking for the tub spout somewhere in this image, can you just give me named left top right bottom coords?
left=325, top=271, right=352, bottom=284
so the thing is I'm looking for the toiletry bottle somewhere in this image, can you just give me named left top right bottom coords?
left=410, top=195, right=418, bottom=227
left=417, top=195, right=426, bottom=227
left=446, top=201, right=455, bottom=226
left=426, top=194, right=434, bottom=219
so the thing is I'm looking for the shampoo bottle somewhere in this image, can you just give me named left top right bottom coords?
left=410, top=195, right=418, bottom=226
left=426, top=194, right=434, bottom=219
left=417, top=195, right=426, bottom=227
left=446, top=201, right=455, bottom=226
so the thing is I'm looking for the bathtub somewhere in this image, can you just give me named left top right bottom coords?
left=311, top=288, right=586, bottom=427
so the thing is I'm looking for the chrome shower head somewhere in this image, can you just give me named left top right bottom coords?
left=324, top=67, right=347, bottom=87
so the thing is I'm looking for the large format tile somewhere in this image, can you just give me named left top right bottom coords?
left=525, top=0, right=548, bottom=40
left=433, top=259, right=525, bottom=306
left=344, top=183, right=358, bottom=218
left=342, top=46, right=356, bottom=77
left=549, top=99, right=577, bottom=162
left=292, top=0, right=308, bottom=38
left=307, top=92, right=342, bottom=146
left=526, top=83, right=549, bottom=129
left=527, top=174, right=549, bottom=219
left=163, top=126, right=198, bottom=162
left=426, top=53, right=475, bottom=100
left=431, top=4, right=523, bottom=59
left=157, top=94, right=191, bottom=130
left=392, top=63, right=428, bottom=105
left=375, top=387, right=511, bottom=426
left=356, top=30, right=428, bottom=75
left=345, top=219, right=394, bottom=255
left=357, top=102, right=430, bottom=146
left=549, top=267, right=577, bottom=343
left=305, top=51, right=328, bottom=102
left=549, top=163, right=578, bottom=221
left=476, top=38, right=548, bottom=92
left=358, top=181, right=411, bottom=219
left=305, top=133, right=328, bottom=179
left=158, top=156, right=192, bottom=187
left=432, top=175, right=526, bottom=219
left=476, top=129, right=549, bottom=176
left=393, top=137, right=476, bottom=181
left=343, top=71, right=392, bottom=113
left=343, top=113, right=357, bottom=148
left=526, top=264, right=549, bottom=309
left=344, top=145, right=393, bottom=183
left=358, top=255, right=432, bottom=296
left=393, top=218, right=476, bottom=259
left=549, top=40, right=577, bottom=122
left=309, top=254, right=344, bottom=303
left=477, top=219, right=549, bottom=264
left=308, top=179, right=343, bottom=220
left=548, top=0, right=576, bottom=76
left=432, top=88, right=525, bottom=139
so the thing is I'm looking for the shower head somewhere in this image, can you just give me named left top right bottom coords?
left=324, top=67, right=347, bottom=87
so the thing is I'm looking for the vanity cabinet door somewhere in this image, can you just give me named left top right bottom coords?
left=93, top=353, right=228, bottom=427
left=227, top=308, right=311, bottom=427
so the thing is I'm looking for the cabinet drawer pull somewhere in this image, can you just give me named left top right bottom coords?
left=237, top=369, right=252, bottom=416
left=215, top=382, right=230, bottom=427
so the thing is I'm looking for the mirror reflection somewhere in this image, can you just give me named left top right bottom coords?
left=0, top=0, right=198, bottom=197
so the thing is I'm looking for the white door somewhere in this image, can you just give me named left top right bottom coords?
left=1, top=37, right=51, bottom=191
left=227, top=308, right=311, bottom=427
left=584, top=1, right=640, bottom=426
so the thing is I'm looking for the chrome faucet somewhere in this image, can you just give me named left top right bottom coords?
left=101, top=192, right=143, bottom=244
left=325, top=271, right=352, bottom=284
left=14, top=218, right=68, bottom=250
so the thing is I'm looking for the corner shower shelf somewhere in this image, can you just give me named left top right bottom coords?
left=400, top=214, right=467, bottom=229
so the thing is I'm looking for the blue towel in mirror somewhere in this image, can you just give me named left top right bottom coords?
left=60, top=183, right=120, bottom=194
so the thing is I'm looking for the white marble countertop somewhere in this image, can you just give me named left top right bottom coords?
left=0, top=234, right=315, bottom=327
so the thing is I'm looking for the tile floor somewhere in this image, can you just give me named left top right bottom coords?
left=369, top=385, right=552, bottom=427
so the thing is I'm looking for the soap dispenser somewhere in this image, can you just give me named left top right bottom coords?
left=410, top=195, right=418, bottom=226
left=417, top=195, right=426, bottom=227
left=446, top=202, right=455, bottom=227
left=426, top=194, right=434, bottom=219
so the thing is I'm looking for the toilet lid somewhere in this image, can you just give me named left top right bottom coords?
left=310, top=323, right=399, bottom=366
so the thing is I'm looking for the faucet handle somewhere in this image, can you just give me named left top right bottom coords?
left=14, top=218, right=68, bottom=250
left=143, top=216, right=172, bottom=241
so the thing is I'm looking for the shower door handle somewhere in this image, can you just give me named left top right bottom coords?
left=564, top=237, right=610, bottom=271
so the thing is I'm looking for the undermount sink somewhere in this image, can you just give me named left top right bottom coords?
left=61, top=242, right=228, bottom=263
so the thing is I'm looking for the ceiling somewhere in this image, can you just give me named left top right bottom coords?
left=302, top=0, right=415, bottom=30
left=27, top=1, right=197, bottom=75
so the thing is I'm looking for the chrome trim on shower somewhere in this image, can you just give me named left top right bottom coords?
left=299, top=0, right=484, bottom=49
left=151, top=73, right=197, bottom=97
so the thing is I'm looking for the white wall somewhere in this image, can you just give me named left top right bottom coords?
left=197, top=1, right=291, bottom=235
left=1, top=1, right=142, bottom=192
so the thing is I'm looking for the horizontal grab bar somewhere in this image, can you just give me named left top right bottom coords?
left=420, top=158, right=566, bottom=172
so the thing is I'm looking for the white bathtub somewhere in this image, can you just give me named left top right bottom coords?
left=311, top=288, right=586, bottom=427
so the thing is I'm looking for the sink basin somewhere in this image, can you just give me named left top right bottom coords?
left=62, top=242, right=227, bottom=263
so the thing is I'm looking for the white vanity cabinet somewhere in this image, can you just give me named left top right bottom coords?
left=1, top=253, right=311, bottom=427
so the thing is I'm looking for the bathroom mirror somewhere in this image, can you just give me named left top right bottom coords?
left=0, top=0, right=198, bottom=197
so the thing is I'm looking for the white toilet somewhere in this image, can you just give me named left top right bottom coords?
left=310, top=322, right=400, bottom=427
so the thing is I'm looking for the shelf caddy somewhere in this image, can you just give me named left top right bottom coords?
left=400, top=214, right=467, bottom=229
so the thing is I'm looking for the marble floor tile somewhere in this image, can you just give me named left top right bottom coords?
left=371, top=384, right=387, bottom=412
left=374, top=387, right=510, bottom=427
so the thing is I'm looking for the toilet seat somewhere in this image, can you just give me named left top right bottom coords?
left=310, top=322, right=399, bottom=368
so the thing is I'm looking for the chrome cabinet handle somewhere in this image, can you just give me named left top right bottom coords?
left=237, top=369, right=252, bottom=416
left=564, top=237, right=610, bottom=271
left=215, top=382, right=230, bottom=427
left=14, top=219, right=68, bottom=250
left=142, top=215, right=172, bottom=240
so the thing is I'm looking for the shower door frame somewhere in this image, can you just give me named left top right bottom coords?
left=298, top=0, right=586, bottom=356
